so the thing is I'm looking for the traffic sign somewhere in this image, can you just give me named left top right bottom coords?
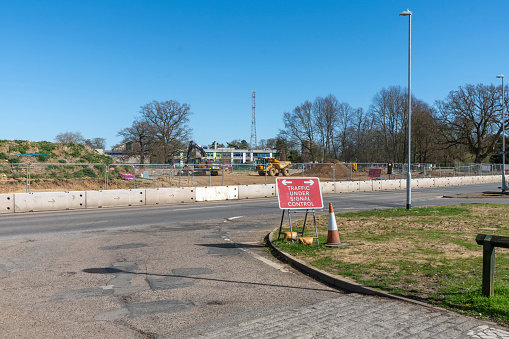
left=499, top=151, right=509, bottom=155
left=276, top=177, right=323, bottom=210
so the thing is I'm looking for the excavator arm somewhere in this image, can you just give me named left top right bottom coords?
left=186, top=141, right=207, bottom=164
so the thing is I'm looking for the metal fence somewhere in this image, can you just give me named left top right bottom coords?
left=0, top=162, right=504, bottom=193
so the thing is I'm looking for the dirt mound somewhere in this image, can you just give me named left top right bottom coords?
left=298, top=159, right=352, bottom=179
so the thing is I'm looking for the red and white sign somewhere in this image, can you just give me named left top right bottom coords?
left=276, top=177, right=323, bottom=210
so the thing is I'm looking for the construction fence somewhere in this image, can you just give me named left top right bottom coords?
left=0, top=162, right=504, bottom=193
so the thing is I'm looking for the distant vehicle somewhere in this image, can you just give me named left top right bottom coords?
left=185, top=141, right=222, bottom=176
left=256, top=157, right=291, bottom=176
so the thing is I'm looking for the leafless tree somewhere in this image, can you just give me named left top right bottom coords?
left=84, top=138, right=106, bottom=149
left=314, top=95, right=340, bottom=159
left=435, top=83, right=504, bottom=163
left=281, top=100, right=320, bottom=162
left=118, top=119, right=153, bottom=164
left=369, top=86, right=407, bottom=162
left=55, top=131, right=85, bottom=144
left=139, top=100, right=192, bottom=163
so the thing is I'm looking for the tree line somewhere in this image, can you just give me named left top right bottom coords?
left=78, top=82, right=508, bottom=164
left=279, top=83, right=508, bottom=164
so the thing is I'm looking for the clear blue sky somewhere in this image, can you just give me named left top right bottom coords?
left=1, top=1, right=508, bottom=148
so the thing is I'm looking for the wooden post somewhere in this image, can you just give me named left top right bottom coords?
left=482, top=236, right=495, bottom=297
left=476, top=234, right=509, bottom=297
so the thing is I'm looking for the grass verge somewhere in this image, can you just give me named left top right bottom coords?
left=272, top=204, right=509, bottom=325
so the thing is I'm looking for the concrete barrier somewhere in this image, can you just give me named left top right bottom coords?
left=449, top=177, right=463, bottom=186
left=320, top=182, right=335, bottom=194
left=238, top=184, right=275, bottom=199
left=358, top=180, right=373, bottom=192
left=434, top=177, right=449, bottom=187
left=462, top=177, right=474, bottom=185
left=380, top=180, right=400, bottom=190
left=86, top=189, right=145, bottom=208
left=195, top=186, right=238, bottom=202
left=336, top=181, right=359, bottom=193
left=418, top=178, right=435, bottom=188
left=145, top=187, right=195, bottom=204
left=14, top=191, right=86, bottom=212
left=0, top=193, right=14, bottom=214
left=372, top=181, right=382, bottom=191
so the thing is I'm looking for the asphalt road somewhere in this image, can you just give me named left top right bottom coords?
left=1, top=183, right=508, bottom=338
left=0, top=183, right=505, bottom=238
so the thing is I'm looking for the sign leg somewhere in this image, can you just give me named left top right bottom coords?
left=313, top=210, right=319, bottom=245
left=278, top=209, right=285, bottom=240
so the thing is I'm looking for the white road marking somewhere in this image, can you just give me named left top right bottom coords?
left=226, top=216, right=244, bottom=221
left=223, top=237, right=289, bottom=273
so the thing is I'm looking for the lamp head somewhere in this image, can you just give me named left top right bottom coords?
left=400, top=9, right=412, bottom=16
left=497, top=75, right=505, bottom=79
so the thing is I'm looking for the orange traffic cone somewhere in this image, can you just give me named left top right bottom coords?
left=325, top=203, right=343, bottom=247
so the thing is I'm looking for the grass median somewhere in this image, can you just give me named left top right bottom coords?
left=272, top=204, right=509, bottom=325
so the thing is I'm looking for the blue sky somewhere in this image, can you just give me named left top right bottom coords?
left=1, top=1, right=508, bottom=148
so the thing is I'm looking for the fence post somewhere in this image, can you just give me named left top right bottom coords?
left=133, top=165, right=136, bottom=189
left=105, top=165, right=109, bottom=190
left=27, top=164, right=31, bottom=193
left=333, top=163, right=336, bottom=183
left=221, top=165, right=225, bottom=186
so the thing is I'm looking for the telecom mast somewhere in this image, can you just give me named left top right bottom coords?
left=250, top=90, right=257, bottom=149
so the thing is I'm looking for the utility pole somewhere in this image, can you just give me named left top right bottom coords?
left=250, top=90, right=257, bottom=150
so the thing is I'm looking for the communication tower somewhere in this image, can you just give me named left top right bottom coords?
left=250, top=90, right=257, bottom=149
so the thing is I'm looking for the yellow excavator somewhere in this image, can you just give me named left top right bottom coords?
left=185, top=141, right=222, bottom=176
left=256, top=157, right=291, bottom=176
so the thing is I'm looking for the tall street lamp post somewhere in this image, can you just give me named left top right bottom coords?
left=497, top=74, right=506, bottom=193
left=400, top=9, right=412, bottom=209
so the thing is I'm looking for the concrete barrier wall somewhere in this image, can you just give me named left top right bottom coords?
left=238, top=184, right=275, bottom=199
left=3, top=175, right=502, bottom=213
left=358, top=180, right=372, bottom=192
left=195, top=186, right=238, bottom=202
left=145, top=187, right=195, bottom=204
left=380, top=180, right=400, bottom=190
left=335, top=181, right=359, bottom=193
left=0, top=193, right=14, bottom=214
left=320, top=182, right=335, bottom=194
left=86, top=189, right=145, bottom=208
left=434, top=178, right=449, bottom=187
left=418, top=178, right=435, bottom=188
left=14, top=191, right=86, bottom=212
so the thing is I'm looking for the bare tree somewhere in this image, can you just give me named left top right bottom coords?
left=84, top=138, right=106, bottom=149
left=139, top=100, right=192, bottom=163
left=313, top=94, right=340, bottom=160
left=369, top=86, right=407, bottom=162
left=55, top=131, right=84, bottom=144
left=118, top=119, right=153, bottom=164
left=281, top=100, right=320, bottom=162
left=436, top=83, right=504, bottom=163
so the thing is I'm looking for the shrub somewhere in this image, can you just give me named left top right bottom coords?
left=8, top=157, right=21, bottom=163
left=0, top=152, right=7, bottom=160
left=73, top=170, right=84, bottom=178
left=58, top=159, right=67, bottom=163
left=37, top=141, right=55, bottom=152
left=38, top=154, right=51, bottom=162
left=82, top=167, right=97, bottom=178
